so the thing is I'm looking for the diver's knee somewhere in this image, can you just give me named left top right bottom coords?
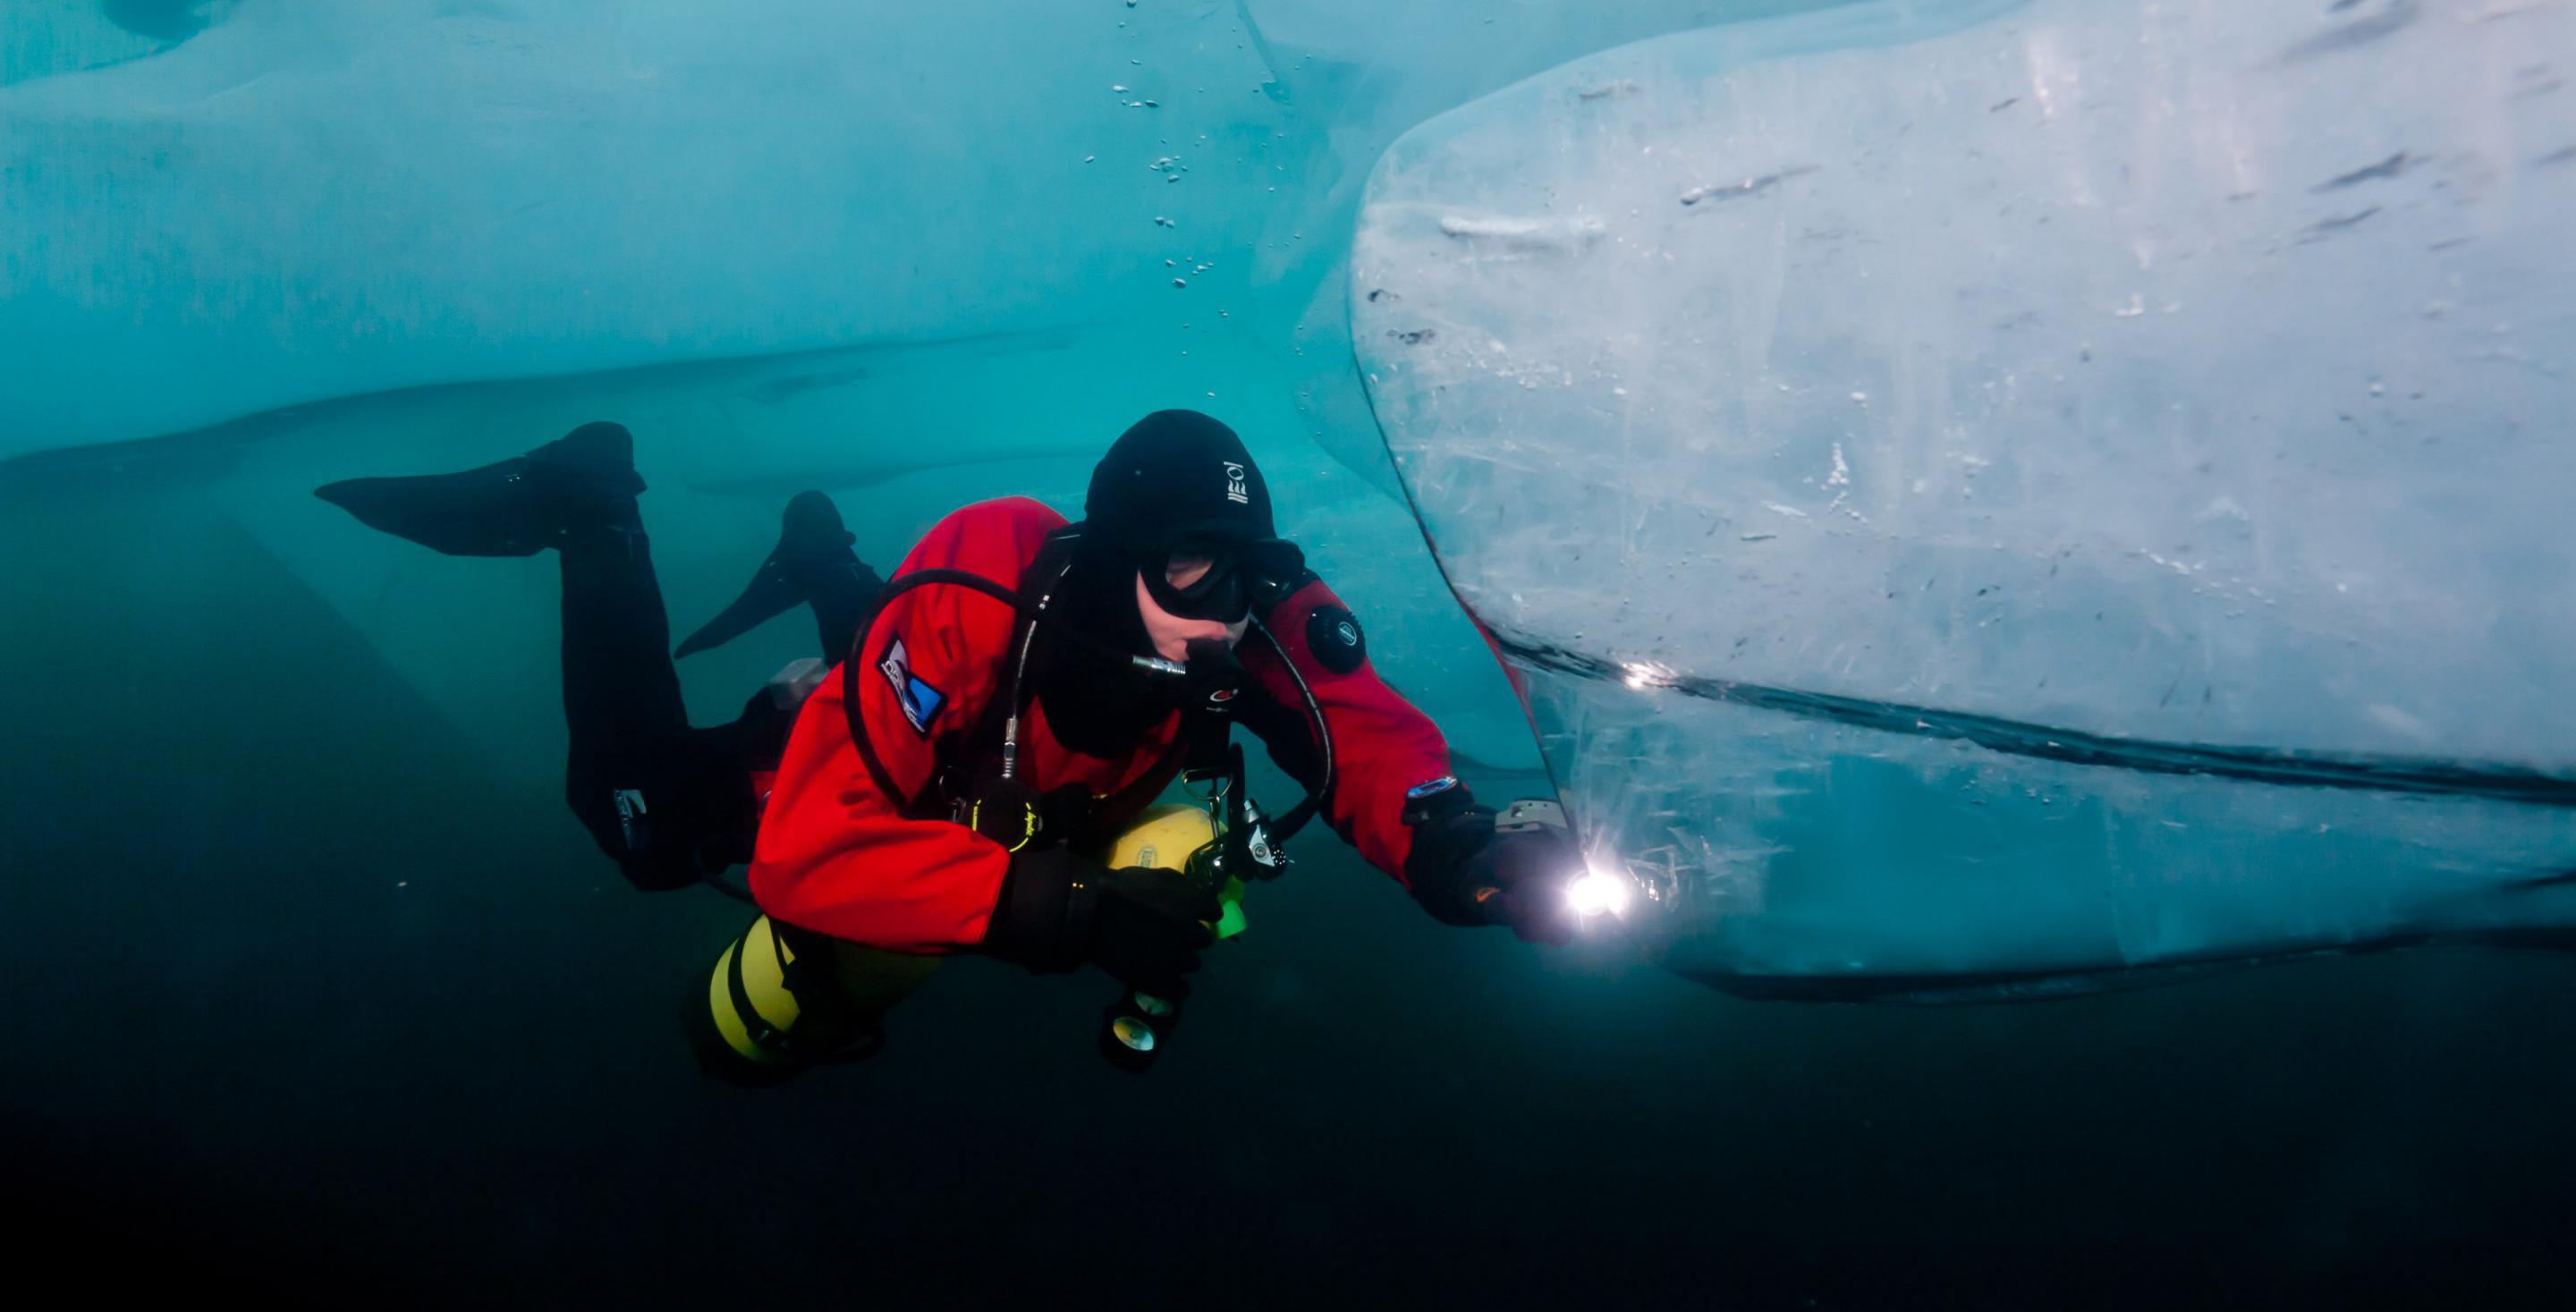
left=567, top=782, right=701, bottom=890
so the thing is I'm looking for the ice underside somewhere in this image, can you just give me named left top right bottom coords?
left=5, top=0, right=2572, bottom=993
left=1353, top=0, right=2576, bottom=991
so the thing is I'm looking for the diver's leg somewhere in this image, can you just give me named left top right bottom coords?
left=555, top=507, right=772, bottom=892
left=556, top=520, right=695, bottom=885
left=317, top=422, right=754, bottom=889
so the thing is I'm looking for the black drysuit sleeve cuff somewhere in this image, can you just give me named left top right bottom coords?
left=980, top=847, right=1102, bottom=971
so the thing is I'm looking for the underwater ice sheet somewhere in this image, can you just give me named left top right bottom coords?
left=0, top=0, right=1808, bottom=787
left=1352, top=0, right=2576, bottom=995
left=0, top=0, right=1821, bottom=459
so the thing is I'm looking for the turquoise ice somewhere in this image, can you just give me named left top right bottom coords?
left=1355, top=0, right=2576, bottom=994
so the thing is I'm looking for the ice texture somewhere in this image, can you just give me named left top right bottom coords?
left=4, top=0, right=1686, bottom=796
left=1225, top=0, right=1838, bottom=496
left=10, top=0, right=2574, bottom=993
left=1353, top=0, right=2576, bottom=993
left=1, top=2, right=206, bottom=86
left=0, top=1, right=1275, bottom=452
left=0, top=0, right=1814, bottom=459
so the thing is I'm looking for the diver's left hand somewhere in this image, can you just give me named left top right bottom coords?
left=1459, top=826, right=1580, bottom=945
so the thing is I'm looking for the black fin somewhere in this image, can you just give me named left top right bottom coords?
left=313, top=421, right=642, bottom=557
left=676, top=490, right=858, bottom=658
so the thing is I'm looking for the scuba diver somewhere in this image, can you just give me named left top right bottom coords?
left=316, top=410, right=1580, bottom=1083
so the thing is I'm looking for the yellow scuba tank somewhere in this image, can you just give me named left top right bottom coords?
left=687, top=805, right=1250, bottom=1084
left=1104, top=802, right=1248, bottom=939
left=687, top=915, right=938, bottom=1086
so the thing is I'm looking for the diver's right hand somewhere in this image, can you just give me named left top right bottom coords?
left=980, top=846, right=1216, bottom=990
left=1087, top=863, right=1219, bottom=992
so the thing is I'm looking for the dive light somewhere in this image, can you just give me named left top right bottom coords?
left=1494, top=797, right=1645, bottom=932
left=1565, top=859, right=1638, bottom=920
left=1097, top=749, right=1284, bottom=1072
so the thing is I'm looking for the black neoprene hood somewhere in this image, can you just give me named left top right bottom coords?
left=1082, top=409, right=1277, bottom=551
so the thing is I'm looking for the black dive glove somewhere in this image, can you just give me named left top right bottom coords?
left=1091, top=863, right=1220, bottom=991
left=982, top=846, right=1218, bottom=992
left=1402, top=787, right=1580, bottom=946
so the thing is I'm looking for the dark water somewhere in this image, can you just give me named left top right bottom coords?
left=5, top=470, right=2575, bottom=1309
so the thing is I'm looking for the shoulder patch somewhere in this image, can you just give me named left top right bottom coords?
left=878, top=633, right=947, bottom=737
left=1306, top=604, right=1366, bottom=674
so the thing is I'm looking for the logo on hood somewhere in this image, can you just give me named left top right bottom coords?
left=1224, top=461, right=1249, bottom=505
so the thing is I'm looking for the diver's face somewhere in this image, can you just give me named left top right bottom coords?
left=1136, top=556, right=1249, bottom=662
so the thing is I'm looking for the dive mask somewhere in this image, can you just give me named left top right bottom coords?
left=1140, top=534, right=1305, bottom=623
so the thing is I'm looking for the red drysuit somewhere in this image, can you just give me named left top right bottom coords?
left=749, top=496, right=1453, bottom=951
